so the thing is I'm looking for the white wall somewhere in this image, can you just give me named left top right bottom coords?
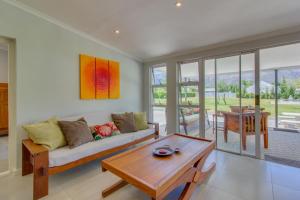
left=0, top=1, right=144, bottom=168
left=0, top=49, right=8, bottom=83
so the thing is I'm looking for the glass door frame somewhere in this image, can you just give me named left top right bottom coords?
left=203, top=50, right=262, bottom=158
left=176, top=50, right=262, bottom=158
left=150, top=64, right=167, bottom=135
left=177, top=59, right=205, bottom=137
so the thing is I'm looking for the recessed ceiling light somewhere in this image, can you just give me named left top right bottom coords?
left=114, top=30, right=120, bottom=34
left=175, top=1, right=182, bottom=7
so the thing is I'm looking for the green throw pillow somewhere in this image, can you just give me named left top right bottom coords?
left=23, top=117, right=66, bottom=150
left=134, top=112, right=148, bottom=130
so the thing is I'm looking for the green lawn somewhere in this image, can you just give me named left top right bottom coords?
left=154, top=97, right=300, bottom=117
left=204, top=97, right=300, bottom=117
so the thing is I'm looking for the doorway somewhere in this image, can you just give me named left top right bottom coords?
left=0, top=42, right=9, bottom=173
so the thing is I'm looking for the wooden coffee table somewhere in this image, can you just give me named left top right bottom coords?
left=101, top=134, right=216, bottom=200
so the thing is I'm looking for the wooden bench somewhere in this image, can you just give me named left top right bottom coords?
left=222, top=111, right=270, bottom=150
left=22, top=122, right=159, bottom=200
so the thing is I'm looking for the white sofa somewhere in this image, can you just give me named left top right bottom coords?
left=49, top=128, right=156, bottom=167
left=22, top=111, right=159, bottom=200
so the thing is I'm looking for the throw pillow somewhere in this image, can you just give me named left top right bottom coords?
left=111, top=112, right=137, bottom=133
left=92, top=122, right=120, bottom=140
left=23, top=117, right=66, bottom=151
left=58, top=118, right=94, bottom=148
left=134, top=112, right=148, bottom=130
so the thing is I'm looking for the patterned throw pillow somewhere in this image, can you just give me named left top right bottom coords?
left=92, top=122, right=121, bottom=140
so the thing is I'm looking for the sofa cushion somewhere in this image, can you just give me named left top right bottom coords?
left=134, top=112, right=148, bottom=130
left=49, top=128, right=156, bottom=167
left=111, top=112, right=137, bottom=133
left=58, top=118, right=94, bottom=149
left=23, top=117, right=66, bottom=151
left=92, top=122, right=121, bottom=140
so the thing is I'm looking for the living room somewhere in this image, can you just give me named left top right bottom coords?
left=0, top=0, right=300, bottom=200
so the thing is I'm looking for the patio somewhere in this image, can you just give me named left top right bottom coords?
left=181, top=115, right=300, bottom=168
left=153, top=108, right=300, bottom=168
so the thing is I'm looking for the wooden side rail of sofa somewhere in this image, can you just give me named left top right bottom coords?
left=22, top=122, right=160, bottom=200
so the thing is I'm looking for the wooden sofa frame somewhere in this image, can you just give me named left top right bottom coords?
left=22, top=122, right=159, bottom=200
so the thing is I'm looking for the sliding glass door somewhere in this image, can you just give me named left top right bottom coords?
left=241, top=53, right=256, bottom=156
left=176, top=42, right=300, bottom=161
left=151, top=65, right=167, bottom=135
left=215, top=55, right=241, bottom=154
left=176, top=53, right=260, bottom=156
left=259, top=43, right=300, bottom=164
left=204, top=52, right=259, bottom=156
left=178, top=61, right=201, bottom=137
left=204, top=59, right=215, bottom=140
left=260, top=43, right=300, bottom=132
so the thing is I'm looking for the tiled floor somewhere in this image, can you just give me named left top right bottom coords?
left=0, top=151, right=299, bottom=200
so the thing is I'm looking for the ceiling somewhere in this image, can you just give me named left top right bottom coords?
left=16, top=0, right=300, bottom=61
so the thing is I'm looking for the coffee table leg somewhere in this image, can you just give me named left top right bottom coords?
left=179, top=152, right=216, bottom=200
left=179, top=162, right=215, bottom=200
left=102, top=180, right=128, bottom=198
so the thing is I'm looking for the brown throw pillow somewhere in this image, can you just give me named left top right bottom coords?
left=111, top=112, right=137, bottom=133
left=58, top=118, right=94, bottom=148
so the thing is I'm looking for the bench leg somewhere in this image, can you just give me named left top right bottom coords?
left=22, top=143, right=33, bottom=176
left=33, top=151, right=49, bottom=200
left=224, top=128, right=228, bottom=143
left=242, top=132, right=247, bottom=151
left=264, top=132, right=268, bottom=149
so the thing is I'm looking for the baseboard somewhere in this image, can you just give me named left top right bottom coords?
left=0, top=170, right=11, bottom=177
left=265, top=155, right=300, bottom=168
left=273, top=128, right=300, bottom=133
left=0, top=167, right=21, bottom=178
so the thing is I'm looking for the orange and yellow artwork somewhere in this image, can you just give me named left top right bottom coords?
left=109, top=60, right=120, bottom=99
left=80, top=54, right=120, bottom=99
left=95, top=58, right=109, bottom=99
left=80, top=54, right=96, bottom=99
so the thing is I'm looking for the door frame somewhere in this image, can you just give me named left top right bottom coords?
left=0, top=36, right=17, bottom=176
left=203, top=50, right=262, bottom=158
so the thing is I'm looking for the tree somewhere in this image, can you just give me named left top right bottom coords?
left=289, top=85, right=296, bottom=99
left=217, top=81, right=228, bottom=92
left=154, top=88, right=166, bottom=104
left=279, top=78, right=289, bottom=99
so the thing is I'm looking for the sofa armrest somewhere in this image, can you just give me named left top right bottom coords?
left=22, top=139, right=48, bottom=156
left=147, top=122, right=159, bottom=136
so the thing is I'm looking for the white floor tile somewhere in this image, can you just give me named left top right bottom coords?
left=273, top=184, right=300, bottom=200
left=1, top=151, right=300, bottom=200
left=271, top=163, right=300, bottom=191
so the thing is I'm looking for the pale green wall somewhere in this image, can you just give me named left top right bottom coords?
left=0, top=49, right=8, bottom=83
left=0, top=1, right=143, bottom=168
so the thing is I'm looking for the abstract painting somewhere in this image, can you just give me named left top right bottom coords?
left=109, top=60, right=120, bottom=99
left=96, top=57, right=109, bottom=99
left=80, top=54, right=120, bottom=99
left=80, top=54, right=96, bottom=99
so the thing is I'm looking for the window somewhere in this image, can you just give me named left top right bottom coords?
left=178, top=61, right=200, bottom=136
left=151, top=65, right=167, bottom=135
